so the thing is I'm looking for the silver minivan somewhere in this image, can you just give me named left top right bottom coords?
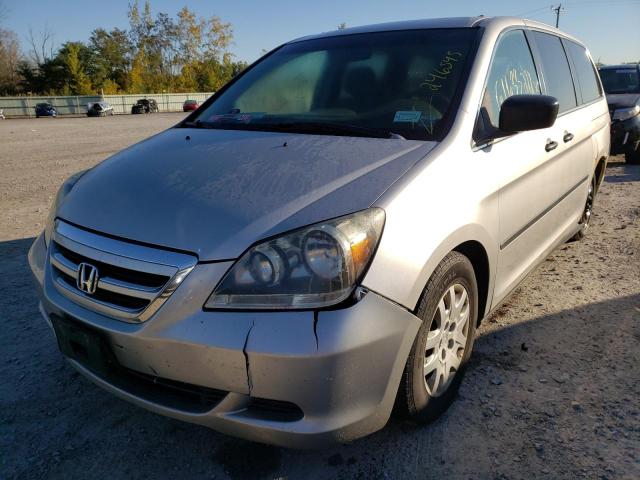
left=29, top=16, right=609, bottom=448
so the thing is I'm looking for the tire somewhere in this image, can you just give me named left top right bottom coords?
left=625, top=150, right=640, bottom=165
left=570, top=174, right=597, bottom=241
left=396, top=251, right=478, bottom=423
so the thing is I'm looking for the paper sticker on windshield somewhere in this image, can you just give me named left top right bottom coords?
left=394, top=111, right=422, bottom=123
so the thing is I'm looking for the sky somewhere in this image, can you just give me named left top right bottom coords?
left=2, top=0, right=639, bottom=65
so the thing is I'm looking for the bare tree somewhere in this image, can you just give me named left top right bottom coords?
left=27, top=24, right=54, bottom=64
left=0, top=28, right=22, bottom=94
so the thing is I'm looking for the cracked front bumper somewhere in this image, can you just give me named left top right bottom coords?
left=29, top=233, right=422, bottom=448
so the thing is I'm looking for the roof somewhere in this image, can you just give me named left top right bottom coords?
left=291, top=17, right=485, bottom=43
left=290, top=16, right=583, bottom=45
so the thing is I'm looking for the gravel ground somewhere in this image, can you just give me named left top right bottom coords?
left=1, top=115, right=639, bottom=480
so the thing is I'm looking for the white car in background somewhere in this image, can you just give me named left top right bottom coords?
left=86, top=101, right=114, bottom=117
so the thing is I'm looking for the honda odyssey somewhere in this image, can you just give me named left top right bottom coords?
left=29, top=16, right=609, bottom=448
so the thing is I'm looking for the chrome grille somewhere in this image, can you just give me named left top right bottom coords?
left=49, top=220, right=196, bottom=322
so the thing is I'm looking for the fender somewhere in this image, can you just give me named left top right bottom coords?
left=362, top=221, right=498, bottom=317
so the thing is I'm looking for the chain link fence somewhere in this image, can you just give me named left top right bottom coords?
left=0, top=92, right=214, bottom=117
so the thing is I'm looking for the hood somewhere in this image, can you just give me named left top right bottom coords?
left=605, top=93, right=640, bottom=110
left=58, top=128, right=433, bottom=260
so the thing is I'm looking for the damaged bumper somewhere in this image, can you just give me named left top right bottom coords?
left=29, top=233, right=421, bottom=448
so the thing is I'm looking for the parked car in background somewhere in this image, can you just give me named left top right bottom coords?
left=599, top=63, right=640, bottom=164
left=183, top=99, right=200, bottom=112
left=132, top=99, right=159, bottom=114
left=35, top=103, right=57, bottom=118
left=30, top=16, right=609, bottom=448
left=87, top=102, right=115, bottom=117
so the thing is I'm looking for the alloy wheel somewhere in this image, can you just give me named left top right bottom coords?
left=423, top=283, right=470, bottom=397
left=580, top=180, right=595, bottom=232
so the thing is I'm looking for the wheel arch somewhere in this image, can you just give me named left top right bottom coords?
left=408, top=225, right=497, bottom=323
left=594, top=156, right=607, bottom=193
left=453, top=240, right=491, bottom=325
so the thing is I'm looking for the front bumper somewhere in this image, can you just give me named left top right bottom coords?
left=610, top=115, right=640, bottom=155
left=28, top=233, right=421, bottom=448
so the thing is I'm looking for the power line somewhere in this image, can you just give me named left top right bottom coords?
left=517, top=5, right=554, bottom=17
left=564, top=0, right=640, bottom=5
left=517, top=0, right=640, bottom=18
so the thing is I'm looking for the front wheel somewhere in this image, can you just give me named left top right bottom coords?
left=396, top=251, right=478, bottom=423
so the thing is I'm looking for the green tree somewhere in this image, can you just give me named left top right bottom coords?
left=171, top=6, right=240, bottom=92
left=128, top=49, right=146, bottom=93
left=58, top=42, right=94, bottom=94
left=88, top=28, right=133, bottom=92
left=16, top=2, right=247, bottom=96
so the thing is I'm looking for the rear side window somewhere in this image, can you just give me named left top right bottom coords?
left=531, top=31, right=577, bottom=113
left=476, top=30, right=541, bottom=136
left=565, top=40, right=602, bottom=103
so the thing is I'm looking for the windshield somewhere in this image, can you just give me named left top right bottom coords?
left=599, top=68, right=640, bottom=94
left=186, top=28, right=478, bottom=140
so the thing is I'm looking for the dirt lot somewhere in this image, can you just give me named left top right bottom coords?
left=1, top=114, right=639, bottom=480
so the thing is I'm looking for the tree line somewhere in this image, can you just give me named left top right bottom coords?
left=0, top=1, right=249, bottom=96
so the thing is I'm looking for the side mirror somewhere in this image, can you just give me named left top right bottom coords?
left=499, top=95, right=559, bottom=134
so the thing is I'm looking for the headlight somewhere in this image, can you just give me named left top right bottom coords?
left=205, top=208, right=385, bottom=309
left=44, top=170, right=88, bottom=245
left=612, top=105, right=640, bottom=122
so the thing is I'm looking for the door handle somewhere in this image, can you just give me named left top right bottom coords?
left=545, top=139, right=558, bottom=152
left=563, top=132, right=574, bottom=143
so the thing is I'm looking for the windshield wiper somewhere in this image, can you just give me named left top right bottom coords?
left=181, top=119, right=406, bottom=139
left=262, top=121, right=405, bottom=139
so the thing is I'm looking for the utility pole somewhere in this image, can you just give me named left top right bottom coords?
left=552, top=4, right=564, bottom=28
